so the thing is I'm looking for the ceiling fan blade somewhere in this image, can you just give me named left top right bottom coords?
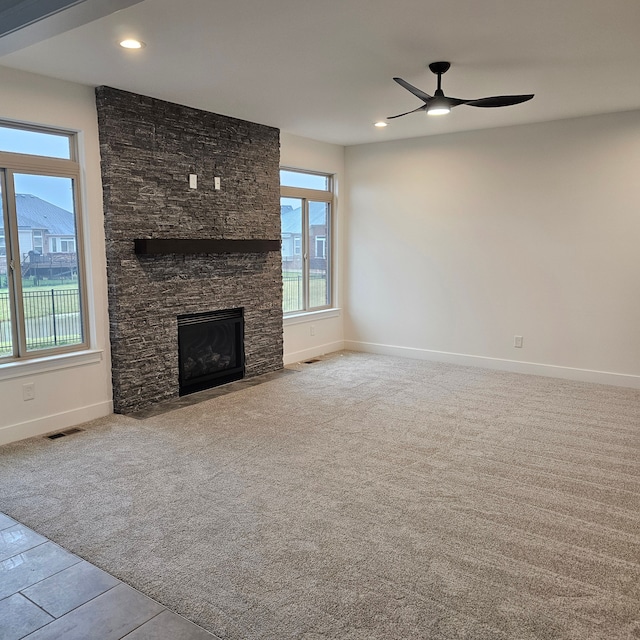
left=443, top=97, right=468, bottom=108
left=464, top=94, right=534, bottom=108
left=393, top=77, right=433, bottom=103
left=387, top=105, right=427, bottom=119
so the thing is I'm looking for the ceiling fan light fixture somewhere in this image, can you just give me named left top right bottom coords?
left=427, top=104, right=450, bottom=116
left=427, top=99, right=450, bottom=116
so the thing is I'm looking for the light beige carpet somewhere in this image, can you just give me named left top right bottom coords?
left=1, top=351, right=639, bottom=639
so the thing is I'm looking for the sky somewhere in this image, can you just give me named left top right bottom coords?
left=0, top=126, right=74, bottom=211
left=280, top=170, right=328, bottom=190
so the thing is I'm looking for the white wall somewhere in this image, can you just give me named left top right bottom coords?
left=280, top=133, right=345, bottom=364
left=345, top=111, right=640, bottom=387
left=0, top=66, right=113, bottom=444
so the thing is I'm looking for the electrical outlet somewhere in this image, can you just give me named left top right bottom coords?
left=23, top=382, right=35, bottom=401
left=310, top=325, right=316, bottom=336
left=514, top=335, right=523, bottom=348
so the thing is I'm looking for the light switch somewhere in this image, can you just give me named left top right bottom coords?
left=189, top=174, right=197, bottom=189
left=214, top=177, right=221, bottom=190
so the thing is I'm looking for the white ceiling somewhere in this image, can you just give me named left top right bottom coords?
left=2, top=0, right=640, bottom=146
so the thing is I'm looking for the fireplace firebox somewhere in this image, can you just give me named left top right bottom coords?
left=177, top=308, right=245, bottom=396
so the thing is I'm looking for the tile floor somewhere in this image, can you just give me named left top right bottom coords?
left=0, top=512, right=218, bottom=640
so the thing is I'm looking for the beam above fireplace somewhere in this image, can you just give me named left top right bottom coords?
left=134, top=238, right=281, bottom=255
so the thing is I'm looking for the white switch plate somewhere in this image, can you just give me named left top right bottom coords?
left=189, top=174, right=197, bottom=189
left=514, top=335, right=523, bottom=348
left=214, top=177, right=221, bottom=190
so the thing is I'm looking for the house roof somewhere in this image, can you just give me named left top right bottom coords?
left=15, top=194, right=75, bottom=236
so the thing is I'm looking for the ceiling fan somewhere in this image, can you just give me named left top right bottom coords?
left=389, top=61, right=534, bottom=119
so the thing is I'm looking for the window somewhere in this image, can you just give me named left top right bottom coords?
left=60, top=238, right=75, bottom=253
left=32, top=230, right=43, bottom=253
left=280, top=169, right=329, bottom=191
left=0, top=125, right=72, bottom=160
left=0, top=122, right=87, bottom=360
left=280, top=169, right=333, bottom=314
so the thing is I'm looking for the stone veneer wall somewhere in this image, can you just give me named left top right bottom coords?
left=95, top=86, right=283, bottom=413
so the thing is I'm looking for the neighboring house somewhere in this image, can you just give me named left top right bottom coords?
left=0, top=194, right=77, bottom=280
left=281, top=201, right=328, bottom=272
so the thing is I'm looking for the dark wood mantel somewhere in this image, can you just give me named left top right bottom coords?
left=134, top=238, right=281, bottom=255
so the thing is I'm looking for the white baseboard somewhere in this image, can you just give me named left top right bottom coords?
left=283, top=340, right=345, bottom=366
left=0, top=400, right=114, bottom=446
left=344, top=340, right=640, bottom=389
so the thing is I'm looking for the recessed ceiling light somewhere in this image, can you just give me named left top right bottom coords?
left=119, top=39, right=145, bottom=49
left=374, top=121, right=388, bottom=128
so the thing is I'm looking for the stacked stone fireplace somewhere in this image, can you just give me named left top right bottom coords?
left=96, top=87, right=283, bottom=413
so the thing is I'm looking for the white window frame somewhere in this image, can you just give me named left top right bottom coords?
left=32, top=229, right=43, bottom=253
left=0, top=121, right=89, bottom=362
left=280, top=168, right=334, bottom=316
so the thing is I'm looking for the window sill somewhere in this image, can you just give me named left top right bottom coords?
left=0, top=349, right=104, bottom=381
left=283, top=308, right=341, bottom=326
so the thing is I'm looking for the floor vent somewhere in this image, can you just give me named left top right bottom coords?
left=46, top=427, right=85, bottom=440
left=303, top=359, right=321, bottom=364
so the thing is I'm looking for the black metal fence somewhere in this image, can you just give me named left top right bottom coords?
left=282, top=273, right=328, bottom=313
left=283, top=274, right=303, bottom=312
left=0, top=288, right=82, bottom=352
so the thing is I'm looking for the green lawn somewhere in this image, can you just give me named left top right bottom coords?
left=283, top=272, right=327, bottom=312
left=0, top=334, right=82, bottom=353
left=0, top=282, right=80, bottom=322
